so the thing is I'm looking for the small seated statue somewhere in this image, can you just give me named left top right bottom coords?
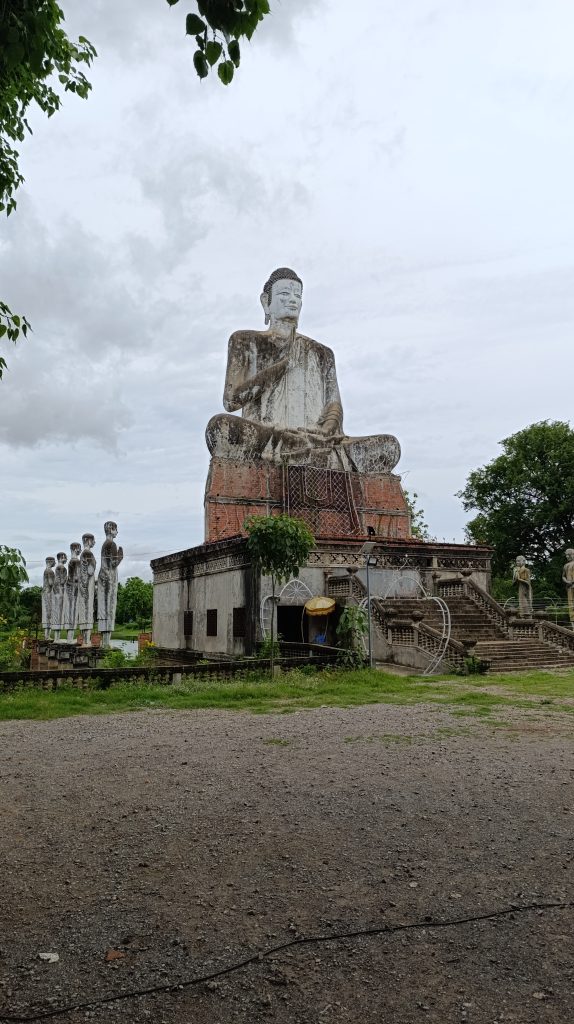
left=206, top=268, right=400, bottom=474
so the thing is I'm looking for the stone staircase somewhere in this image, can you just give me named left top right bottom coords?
left=326, top=570, right=574, bottom=673
left=472, top=639, right=574, bottom=673
left=378, top=589, right=574, bottom=673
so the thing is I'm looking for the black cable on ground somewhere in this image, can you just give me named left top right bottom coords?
left=0, top=899, right=571, bottom=1023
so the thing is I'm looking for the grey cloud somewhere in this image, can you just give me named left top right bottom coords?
left=452, top=266, right=574, bottom=337
left=133, top=134, right=309, bottom=246
left=0, top=354, right=131, bottom=448
left=1, top=204, right=151, bottom=356
left=63, top=0, right=174, bottom=59
left=65, top=0, right=325, bottom=65
left=256, top=0, right=325, bottom=45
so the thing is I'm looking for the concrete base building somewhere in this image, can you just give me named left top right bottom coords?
left=152, top=530, right=492, bottom=661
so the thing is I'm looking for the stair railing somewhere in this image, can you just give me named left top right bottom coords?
left=538, top=619, right=574, bottom=654
left=328, top=564, right=454, bottom=675
left=436, top=577, right=509, bottom=635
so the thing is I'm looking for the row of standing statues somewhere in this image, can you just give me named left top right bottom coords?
left=513, top=551, right=574, bottom=626
left=41, top=522, right=123, bottom=648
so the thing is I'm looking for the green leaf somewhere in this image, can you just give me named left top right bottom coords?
left=205, top=40, right=222, bottom=66
left=217, top=60, right=235, bottom=85
left=186, top=13, right=206, bottom=35
left=228, top=39, right=240, bottom=66
left=193, top=50, right=209, bottom=79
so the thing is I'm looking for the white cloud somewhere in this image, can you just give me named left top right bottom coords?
left=2, top=0, right=574, bottom=575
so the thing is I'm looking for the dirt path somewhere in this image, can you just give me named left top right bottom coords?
left=1, top=704, right=573, bottom=1023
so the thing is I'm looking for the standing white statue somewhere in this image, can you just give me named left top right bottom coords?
left=52, top=552, right=68, bottom=639
left=63, top=542, right=81, bottom=641
left=41, top=556, right=56, bottom=640
left=563, top=549, right=574, bottom=630
left=78, top=533, right=97, bottom=645
left=512, top=555, right=533, bottom=618
left=97, top=521, right=123, bottom=648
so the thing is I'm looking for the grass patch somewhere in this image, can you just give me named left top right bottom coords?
left=0, top=666, right=573, bottom=722
left=111, top=627, right=141, bottom=641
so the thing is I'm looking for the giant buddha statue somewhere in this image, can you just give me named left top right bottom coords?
left=206, top=268, right=400, bottom=473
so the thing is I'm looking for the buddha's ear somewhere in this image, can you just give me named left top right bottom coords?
left=260, top=291, right=270, bottom=325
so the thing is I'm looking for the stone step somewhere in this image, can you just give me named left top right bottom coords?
left=474, top=639, right=574, bottom=672
left=382, top=593, right=574, bottom=672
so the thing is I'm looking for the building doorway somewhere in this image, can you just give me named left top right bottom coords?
left=277, top=604, right=308, bottom=644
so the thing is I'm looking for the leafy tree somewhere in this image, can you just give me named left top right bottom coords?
left=458, top=420, right=574, bottom=597
left=335, top=604, right=367, bottom=668
left=0, top=626, right=28, bottom=669
left=244, top=513, right=314, bottom=674
left=0, top=544, right=29, bottom=623
left=0, top=1, right=96, bottom=377
left=166, top=0, right=270, bottom=85
left=404, top=490, right=431, bottom=541
left=115, top=576, right=153, bottom=630
left=18, top=584, right=42, bottom=631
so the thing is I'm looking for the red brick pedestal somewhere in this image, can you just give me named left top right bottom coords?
left=204, top=457, right=411, bottom=543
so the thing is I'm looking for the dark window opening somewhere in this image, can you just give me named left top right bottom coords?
left=183, top=610, right=193, bottom=637
left=233, top=606, right=246, bottom=638
left=206, top=609, right=218, bottom=637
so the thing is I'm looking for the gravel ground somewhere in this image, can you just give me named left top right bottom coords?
left=0, top=703, right=573, bottom=1024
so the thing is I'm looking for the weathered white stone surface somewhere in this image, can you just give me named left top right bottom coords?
left=63, top=543, right=81, bottom=640
left=52, top=552, right=68, bottom=636
left=512, top=555, right=533, bottom=617
left=206, top=269, right=400, bottom=473
left=78, top=533, right=97, bottom=643
left=41, top=557, right=56, bottom=640
left=97, top=522, right=123, bottom=647
left=563, top=549, right=574, bottom=627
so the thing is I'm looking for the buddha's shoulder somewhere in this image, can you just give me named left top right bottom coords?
left=228, top=329, right=268, bottom=345
left=229, top=329, right=331, bottom=350
left=297, top=333, right=335, bottom=359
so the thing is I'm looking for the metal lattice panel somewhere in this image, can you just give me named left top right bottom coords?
left=283, top=466, right=360, bottom=536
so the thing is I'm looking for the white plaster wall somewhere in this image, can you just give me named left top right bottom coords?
left=356, top=567, right=421, bottom=599
left=153, top=578, right=186, bottom=649
left=189, top=568, right=247, bottom=656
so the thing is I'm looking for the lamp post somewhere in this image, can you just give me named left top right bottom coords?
left=361, top=540, right=378, bottom=669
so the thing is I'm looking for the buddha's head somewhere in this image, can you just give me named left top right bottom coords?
left=260, top=268, right=303, bottom=328
left=82, top=533, right=95, bottom=550
left=515, top=555, right=526, bottom=566
left=70, top=542, right=81, bottom=558
left=56, top=552, right=67, bottom=565
left=566, top=549, right=574, bottom=562
left=45, top=556, right=55, bottom=569
left=104, top=521, right=118, bottom=540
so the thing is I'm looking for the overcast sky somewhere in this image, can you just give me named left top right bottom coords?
left=1, top=0, right=573, bottom=584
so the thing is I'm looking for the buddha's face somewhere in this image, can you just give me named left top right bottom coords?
left=516, top=556, right=526, bottom=566
left=46, top=557, right=55, bottom=569
left=264, top=278, right=302, bottom=326
left=566, top=549, right=574, bottom=562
